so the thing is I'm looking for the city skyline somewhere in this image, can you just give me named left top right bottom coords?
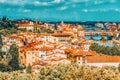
left=0, top=0, right=120, bottom=21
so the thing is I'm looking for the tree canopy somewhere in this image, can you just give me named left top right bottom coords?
left=0, top=34, right=2, bottom=46
left=8, top=44, right=20, bottom=70
left=90, top=43, right=120, bottom=56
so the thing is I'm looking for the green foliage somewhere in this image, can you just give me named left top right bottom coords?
left=0, top=43, right=21, bottom=72
left=26, top=64, right=32, bottom=74
left=0, top=63, right=120, bottom=80
left=0, top=34, right=2, bottom=46
left=9, top=57, right=20, bottom=71
left=90, top=43, right=120, bottom=56
left=0, top=28, right=18, bottom=37
left=0, top=17, right=17, bottom=30
left=54, top=24, right=57, bottom=30
left=118, top=64, right=120, bottom=72
left=8, top=44, right=20, bottom=70
left=18, top=28, right=27, bottom=32
left=0, top=63, right=11, bottom=72
left=39, top=27, right=54, bottom=33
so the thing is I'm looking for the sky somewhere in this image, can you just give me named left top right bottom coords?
left=0, top=0, right=120, bottom=21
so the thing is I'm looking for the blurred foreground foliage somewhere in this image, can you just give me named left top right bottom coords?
left=0, top=63, right=120, bottom=80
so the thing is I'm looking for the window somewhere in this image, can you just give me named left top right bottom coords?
left=32, top=52, right=34, bottom=54
left=21, top=56, right=23, bottom=59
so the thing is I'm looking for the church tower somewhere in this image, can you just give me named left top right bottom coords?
left=36, top=16, right=38, bottom=25
left=34, top=17, right=38, bottom=31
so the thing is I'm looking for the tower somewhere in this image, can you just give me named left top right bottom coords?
left=34, top=17, right=38, bottom=31
left=36, top=16, right=38, bottom=25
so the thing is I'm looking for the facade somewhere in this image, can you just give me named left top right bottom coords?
left=19, top=41, right=69, bottom=66
left=77, top=25, right=85, bottom=39
left=16, top=21, right=35, bottom=31
left=52, top=33, right=72, bottom=46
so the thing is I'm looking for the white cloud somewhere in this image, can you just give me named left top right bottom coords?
left=0, top=0, right=5, bottom=3
left=94, top=1, right=103, bottom=5
left=59, top=6, right=67, bottom=10
left=0, top=0, right=27, bottom=5
left=81, top=8, right=120, bottom=13
left=17, top=8, right=31, bottom=13
left=83, top=9, right=88, bottom=12
left=34, top=1, right=49, bottom=6
left=73, top=0, right=89, bottom=2
left=114, top=8, right=120, bottom=12
left=53, top=0, right=64, bottom=3
left=23, top=9, right=31, bottom=12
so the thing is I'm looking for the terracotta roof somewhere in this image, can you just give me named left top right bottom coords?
left=16, top=21, right=35, bottom=27
left=39, top=46, right=54, bottom=51
left=8, top=35, right=22, bottom=39
left=37, top=33, right=51, bottom=36
left=73, top=40, right=89, bottom=44
left=52, top=33, right=72, bottom=37
left=65, top=47, right=94, bottom=56
left=71, top=49, right=93, bottom=56
left=77, top=25, right=84, bottom=30
left=87, top=55, right=120, bottom=63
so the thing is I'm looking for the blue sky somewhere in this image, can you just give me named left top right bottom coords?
left=0, top=0, right=120, bottom=21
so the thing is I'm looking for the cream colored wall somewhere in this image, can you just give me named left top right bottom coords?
left=26, top=51, right=39, bottom=66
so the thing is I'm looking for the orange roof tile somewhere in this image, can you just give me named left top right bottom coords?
left=52, top=33, right=72, bottom=37
left=87, top=55, right=120, bottom=63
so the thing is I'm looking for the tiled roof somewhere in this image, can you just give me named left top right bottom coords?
left=65, top=47, right=94, bottom=56
left=16, top=21, right=35, bottom=27
left=52, top=33, right=72, bottom=37
left=87, top=55, right=120, bottom=63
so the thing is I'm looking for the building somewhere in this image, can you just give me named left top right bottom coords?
left=16, top=21, right=35, bottom=31
left=65, top=46, right=120, bottom=67
left=52, top=33, right=72, bottom=46
left=77, top=25, right=85, bottom=39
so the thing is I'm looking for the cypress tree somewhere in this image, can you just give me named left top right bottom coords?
left=26, top=64, right=32, bottom=73
left=118, top=64, right=120, bottom=72
left=8, top=44, right=20, bottom=70
left=0, top=34, right=3, bottom=46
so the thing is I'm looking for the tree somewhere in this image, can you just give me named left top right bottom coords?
left=2, top=16, right=7, bottom=21
left=54, top=24, right=58, bottom=30
left=8, top=44, right=20, bottom=70
left=47, top=29, right=54, bottom=33
left=0, top=63, right=11, bottom=72
left=0, top=34, right=3, bottom=46
left=26, top=64, right=32, bottom=73
left=90, top=43, right=120, bottom=56
left=118, top=64, right=120, bottom=72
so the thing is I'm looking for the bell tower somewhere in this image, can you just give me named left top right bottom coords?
left=36, top=16, right=38, bottom=25
left=34, top=16, right=38, bottom=31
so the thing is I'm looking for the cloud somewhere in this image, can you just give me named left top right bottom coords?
left=94, top=1, right=104, bottom=5
left=53, top=0, right=64, bottom=3
left=114, top=8, right=120, bottom=12
left=73, top=0, right=89, bottom=2
left=82, top=9, right=88, bottom=12
left=34, top=1, right=50, bottom=6
left=0, top=0, right=5, bottom=3
left=59, top=6, right=67, bottom=10
left=23, top=9, right=31, bottom=12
